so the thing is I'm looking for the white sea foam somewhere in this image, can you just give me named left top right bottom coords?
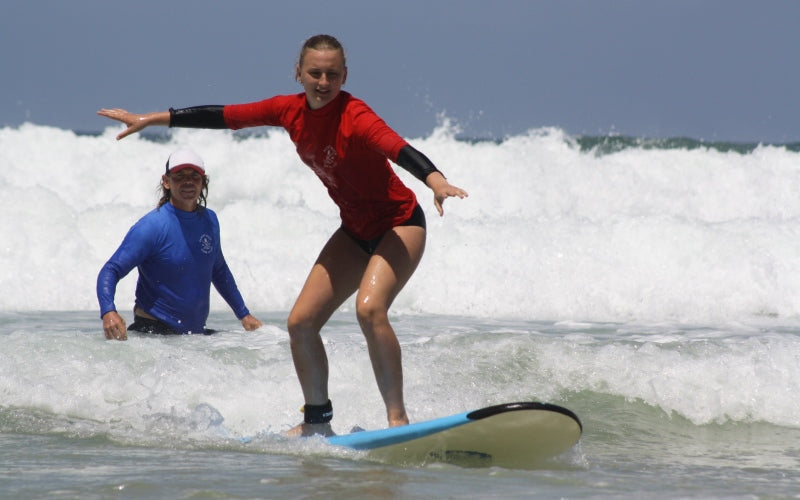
left=2, top=123, right=799, bottom=323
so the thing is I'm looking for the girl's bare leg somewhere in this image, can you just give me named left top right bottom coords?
left=356, top=225, right=426, bottom=427
left=286, top=229, right=367, bottom=436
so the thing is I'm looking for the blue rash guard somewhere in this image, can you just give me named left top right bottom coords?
left=97, top=203, right=250, bottom=334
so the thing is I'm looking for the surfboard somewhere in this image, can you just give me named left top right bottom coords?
left=327, top=401, right=582, bottom=468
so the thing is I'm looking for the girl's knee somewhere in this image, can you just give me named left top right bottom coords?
left=287, top=310, right=315, bottom=338
left=355, top=301, right=388, bottom=328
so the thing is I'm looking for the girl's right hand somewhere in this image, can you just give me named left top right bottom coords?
left=97, top=108, right=169, bottom=140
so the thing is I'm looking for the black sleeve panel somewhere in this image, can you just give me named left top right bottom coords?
left=169, top=106, right=227, bottom=129
left=395, top=145, right=442, bottom=183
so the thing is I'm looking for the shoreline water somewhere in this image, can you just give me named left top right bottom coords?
left=2, top=311, right=800, bottom=498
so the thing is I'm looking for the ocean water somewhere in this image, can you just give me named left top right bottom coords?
left=2, top=122, right=800, bottom=498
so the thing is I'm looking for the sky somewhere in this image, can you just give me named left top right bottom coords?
left=2, top=0, right=799, bottom=143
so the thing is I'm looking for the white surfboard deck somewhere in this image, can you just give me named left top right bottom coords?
left=327, top=401, right=582, bottom=468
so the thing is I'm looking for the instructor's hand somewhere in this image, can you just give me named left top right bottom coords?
left=102, top=311, right=128, bottom=341
left=241, top=314, right=263, bottom=331
left=96, top=108, right=170, bottom=140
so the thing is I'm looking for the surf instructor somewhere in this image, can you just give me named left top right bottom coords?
left=97, top=34, right=467, bottom=436
left=97, top=149, right=262, bottom=340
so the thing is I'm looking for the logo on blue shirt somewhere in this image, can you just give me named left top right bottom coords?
left=199, top=234, right=214, bottom=254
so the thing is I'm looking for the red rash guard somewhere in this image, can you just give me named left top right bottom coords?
left=223, top=92, right=417, bottom=240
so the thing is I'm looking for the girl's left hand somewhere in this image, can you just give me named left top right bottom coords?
left=427, top=172, right=468, bottom=215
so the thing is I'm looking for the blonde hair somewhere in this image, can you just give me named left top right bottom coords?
left=298, top=34, right=346, bottom=68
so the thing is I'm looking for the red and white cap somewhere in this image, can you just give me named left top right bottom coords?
left=166, top=149, right=205, bottom=175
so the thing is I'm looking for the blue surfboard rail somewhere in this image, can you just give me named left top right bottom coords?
left=327, top=411, right=472, bottom=450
